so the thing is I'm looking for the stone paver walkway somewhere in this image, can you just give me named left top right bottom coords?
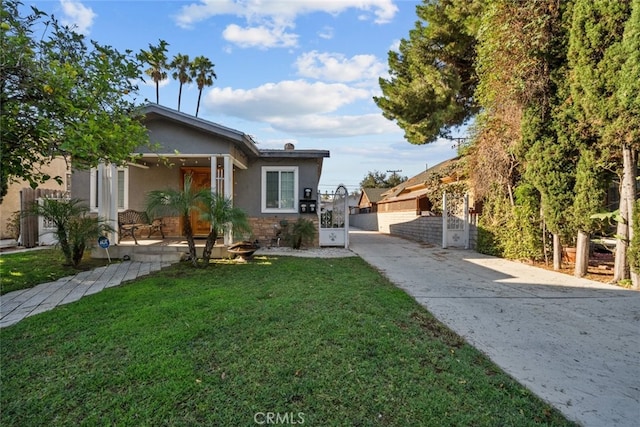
left=0, top=261, right=173, bottom=328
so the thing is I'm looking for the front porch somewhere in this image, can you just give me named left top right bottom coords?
left=91, top=238, right=230, bottom=263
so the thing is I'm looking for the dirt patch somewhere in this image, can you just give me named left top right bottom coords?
left=532, top=251, right=615, bottom=284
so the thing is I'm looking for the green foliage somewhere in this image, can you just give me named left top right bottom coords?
left=0, top=0, right=149, bottom=200
left=137, top=39, right=169, bottom=104
left=199, top=192, right=252, bottom=264
left=359, top=170, right=407, bottom=189
left=571, top=149, right=606, bottom=232
left=191, top=55, right=217, bottom=117
left=169, top=53, right=192, bottom=112
left=374, top=0, right=482, bottom=144
left=26, top=198, right=112, bottom=267
left=476, top=186, right=543, bottom=261
left=287, top=218, right=316, bottom=249
left=146, top=174, right=207, bottom=266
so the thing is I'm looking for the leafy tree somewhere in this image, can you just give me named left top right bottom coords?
left=146, top=174, right=207, bottom=267
left=200, top=192, right=251, bottom=265
left=568, top=0, right=635, bottom=282
left=137, top=39, right=169, bottom=104
left=374, top=0, right=482, bottom=144
left=169, top=53, right=192, bottom=112
left=191, top=55, right=216, bottom=118
left=1, top=0, right=149, bottom=201
left=359, top=170, right=407, bottom=189
left=571, top=148, right=607, bottom=276
left=27, top=198, right=111, bottom=267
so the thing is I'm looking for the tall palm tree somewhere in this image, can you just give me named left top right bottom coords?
left=137, top=39, right=169, bottom=104
left=169, top=53, right=192, bottom=112
left=146, top=174, right=207, bottom=266
left=200, top=192, right=251, bottom=264
left=191, top=55, right=217, bottom=117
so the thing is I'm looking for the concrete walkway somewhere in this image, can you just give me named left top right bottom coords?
left=349, top=229, right=640, bottom=427
left=0, top=261, right=173, bottom=328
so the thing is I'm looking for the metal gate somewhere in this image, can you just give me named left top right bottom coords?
left=442, top=192, right=469, bottom=249
left=319, top=184, right=349, bottom=248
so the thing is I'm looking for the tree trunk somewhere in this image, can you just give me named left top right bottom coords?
left=613, top=146, right=637, bottom=282
left=183, top=214, right=198, bottom=266
left=553, top=233, right=562, bottom=270
left=201, top=230, right=218, bottom=265
left=574, top=230, right=590, bottom=277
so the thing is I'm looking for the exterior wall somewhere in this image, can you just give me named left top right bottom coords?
left=1, top=157, right=69, bottom=240
left=248, top=215, right=319, bottom=247
left=349, top=213, right=378, bottom=231
left=388, top=215, right=443, bottom=246
left=144, top=120, right=233, bottom=155
left=354, top=211, right=477, bottom=249
left=377, top=211, right=421, bottom=234
left=234, top=158, right=322, bottom=217
left=377, top=199, right=418, bottom=213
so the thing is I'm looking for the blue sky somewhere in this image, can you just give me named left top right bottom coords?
left=27, top=0, right=465, bottom=194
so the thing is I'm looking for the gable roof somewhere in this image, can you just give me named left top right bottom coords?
left=359, top=188, right=387, bottom=205
left=141, top=103, right=261, bottom=157
left=140, top=104, right=329, bottom=160
left=382, top=157, right=462, bottom=199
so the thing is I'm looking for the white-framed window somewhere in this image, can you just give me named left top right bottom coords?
left=90, top=165, right=129, bottom=212
left=261, top=166, right=298, bottom=213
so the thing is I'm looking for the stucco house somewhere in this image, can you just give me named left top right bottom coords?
left=71, top=104, right=329, bottom=248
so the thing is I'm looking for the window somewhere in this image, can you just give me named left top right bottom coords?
left=262, top=166, right=298, bottom=213
left=90, top=165, right=129, bottom=212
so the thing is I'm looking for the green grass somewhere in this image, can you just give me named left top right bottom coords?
left=0, top=256, right=575, bottom=426
left=0, top=248, right=111, bottom=295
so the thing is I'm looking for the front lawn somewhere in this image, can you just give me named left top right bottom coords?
left=0, top=256, right=574, bottom=426
left=0, top=248, right=111, bottom=295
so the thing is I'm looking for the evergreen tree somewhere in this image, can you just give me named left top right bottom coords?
left=568, top=0, right=635, bottom=282
left=374, top=0, right=482, bottom=144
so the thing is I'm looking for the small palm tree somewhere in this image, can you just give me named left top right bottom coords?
left=137, top=39, right=169, bottom=104
left=146, top=175, right=207, bottom=266
left=27, top=198, right=112, bottom=267
left=191, top=55, right=217, bottom=117
left=200, top=192, right=251, bottom=264
left=169, top=53, right=192, bottom=112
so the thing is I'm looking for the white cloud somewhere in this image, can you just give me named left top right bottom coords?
left=203, top=80, right=369, bottom=120
left=295, top=51, right=387, bottom=83
left=318, top=26, right=334, bottom=40
left=59, top=0, right=96, bottom=35
left=176, top=0, right=398, bottom=27
left=269, top=113, right=400, bottom=137
left=175, top=0, right=398, bottom=49
left=222, top=23, right=298, bottom=48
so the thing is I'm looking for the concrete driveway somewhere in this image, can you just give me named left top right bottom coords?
left=349, top=229, right=640, bottom=427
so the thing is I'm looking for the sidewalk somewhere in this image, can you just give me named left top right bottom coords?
left=0, top=261, right=173, bottom=328
left=349, top=229, right=640, bottom=427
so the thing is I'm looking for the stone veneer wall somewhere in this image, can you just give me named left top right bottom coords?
left=248, top=216, right=320, bottom=247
